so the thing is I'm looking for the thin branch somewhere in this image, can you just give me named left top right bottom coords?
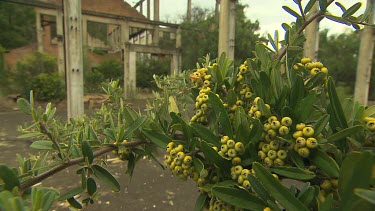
left=39, top=121, right=63, bottom=157
left=276, top=0, right=335, bottom=60
left=20, top=140, right=147, bottom=192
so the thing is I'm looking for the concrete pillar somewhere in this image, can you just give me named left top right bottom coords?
left=82, top=16, right=88, bottom=47
left=187, top=0, right=192, bottom=21
left=153, top=0, right=159, bottom=45
left=64, top=0, right=84, bottom=118
left=56, top=9, right=65, bottom=77
left=303, top=3, right=319, bottom=60
left=354, top=0, right=374, bottom=105
left=218, top=0, right=236, bottom=60
left=147, top=0, right=151, bottom=19
left=171, top=52, right=181, bottom=75
left=36, top=9, right=44, bottom=52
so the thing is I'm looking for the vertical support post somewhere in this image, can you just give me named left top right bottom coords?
left=354, top=0, right=374, bottom=105
left=36, top=9, right=44, bottom=52
left=187, top=0, right=192, bottom=21
left=215, top=0, right=220, bottom=22
left=121, top=21, right=131, bottom=98
left=56, top=9, right=65, bottom=77
left=140, top=2, right=143, bottom=15
left=64, top=0, right=84, bottom=118
left=82, top=16, right=88, bottom=47
left=153, top=0, right=159, bottom=46
left=218, top=0, right=236, bottom=60
left=303, top=3, right=319, bottom=60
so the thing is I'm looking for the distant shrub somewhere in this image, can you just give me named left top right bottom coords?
left=30, top=73, right=65, bottom=102
left=136, top=56, right=170, bottom=89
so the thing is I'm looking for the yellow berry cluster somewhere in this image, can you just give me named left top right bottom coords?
left=113, top=139, right=132, bottom=161
left=230, top=165, right=253, bottom=190
left=239, top=84, right=252, bottom=99
left=217, top=136, right=245, bottom=159
left=164, top=142, right=195, bottom=180
left=208, top=197, right=243, bottom=211
left=294, top=57, right=328, bottom=76
left=257, top=116, right=292, bottom=167
left=248, top=97, right=271, bottom=119
left=291, top=123, right=318, bottom=158
left=236, top=61, right=248, bottom=82
left=364, top=117, right=375, bottom=131
left=318, top=179, right=338, bottom=202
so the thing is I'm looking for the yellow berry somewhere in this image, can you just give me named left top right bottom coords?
left=227, top=149, right=237, bottom=158
left=234, top=165, right=243, bottom=175
left=232, top=157, right=242, bottom=165
left=298, top=147, right=310, bottom=158
left=281, top=117, right=292, bottom=126
left=270, top=141, right=280, bottom=150
left=271, top=120, right=281, bottom=130
left=277, top=149, right=288, bottom=159
left=321, top=67, right=328, bottom=74
left=278, top=126, right=290, bottom=136
left=274, top=158, right=285, bottom=166
left=293, top=131, right=303, bottom=139
left=301, top=57, right=311, bottom=64
left=227, top=139, right=236, bottom=148
left=221, top=136, right=230, bottom=144
left=241, top=169, right=251, bottom=178
left=235, top=142, right=245, bottom=153
left=268, top=116, right=278, bottom=123
left=183, top=155, right=193, bottom=164
left=306, top=137, right=318, bottom=148
left=262, top=144, right=271, bottom=153
left=303, top=127, right=314, bottom=137
left=296, top=123, right=306, bottom=131
left=267, top=150, right=277, bottom=160
left=264, top=157, right=273, bottom=167
left=242, top=180, right=251, bottom=189
left=320, top=180, right=332, bottom=190
left=258, top=151, right=267, bottom=160
left=366, top=121, right=375, bottom=131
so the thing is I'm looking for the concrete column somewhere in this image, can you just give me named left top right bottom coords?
left=64, top=0, right=84, bottom=118
left=82, top=16, right=88, bottom=47
left=187, top=0, right=192, bottom=21
left=171, top=52, right=181, bottom=75
left=303, top=3, right=319, bottom=60
left=153, top=0, right=159, bottom=45
left=218, top=0, right=236, bottom=60
left=147, top=0, right=151, bottom=19
left=56, top=9, right=65, bottom=77
left=121, top=21, right=133, bottom=98
left=354, top=0, right=374, bottom=105
left=36, top=9, right=44, bottom=52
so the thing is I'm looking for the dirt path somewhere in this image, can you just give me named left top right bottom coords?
left=0, top=106, right=199, bottom=211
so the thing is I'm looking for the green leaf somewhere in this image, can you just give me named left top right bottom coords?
left=123, top=116, right=146, bottom=139
left=194, top=193, right=207, bottom=211
left=339, top=151, right=373, bottom=209
left=92, top=165, right=120, bottom=192
left=40, top=189, right=59, bottom=211
left=67, top=197, right=82, bottom=209
left=17, top=132, right=44, bottom=139
left=170, top=112, right=193, bottom=142
left=319, top=0, right=328, bottom=12
left=319, top=193, right=333, bottom=211
left=58, top=186, right=84, bottom=201
left=29, top=141, right=53, bottom=150
left=227, top=89, right=237, bottom=106
left=327, top=125, right=364, bottom=143
left=268, top=33, right=277, bottom=51
left=211, top=186, right=266, bottom=210
left=364, top=105, right=375, bottom=117
left=297, top=184, right=316, bottom=207
left=200, top=141, right=228, bottom=168
left=191, top=123, right=220, bottom=147
left=17, top=98, right=32, bottom=115
left=335, top=2, right=347, bottom=12
left=304, top=0, right=317, bottom=13
left=142, top=129, right=171, bottom=148
left=325, top=14, right=351, bottom=25
left=313, top=114, right=330, bottom=137
left=343, top=2, right=362, bottom=18
left=257, top=98, right=271, bottom=117
left=247, top=174, right=274, bottom=203
left=282, top=6, right=301, bottom=19
left=0, top=165, right=20, bottom=191
left=290, top=75, right=304, bottom=109
left=104, top=128, right=116, bottom=140
left=193, top=158, right=204, bottom=175
left=310, top=149, right=339, bottom=178
left=294, top=91, right=317, bottom=122
left=208, top=92, right=233, bottom=137
left=270, top=166, right=316, bottom=180
left=82, top=140, right=94, bottom=164
left=87, top=177, right=97, bottom=196
left=354, top=189, right=375, bottom=205
left=328, top=77, right=348, bottom=129
left=247, top=118, right=263, bottom=146
left=253, top=162, right=309, bottom=211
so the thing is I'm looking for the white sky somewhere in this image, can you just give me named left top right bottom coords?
left=129, top=0, right=367, bottom=36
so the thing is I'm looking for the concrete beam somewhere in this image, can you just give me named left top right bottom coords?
left=128, top=44, right=177, bottom=55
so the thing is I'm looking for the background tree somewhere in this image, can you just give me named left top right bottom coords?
left=180, top=3, right=263, bottom=69
left=318, top=29, right=375, bottom=100
left=0, top=2, right=35, bottom=50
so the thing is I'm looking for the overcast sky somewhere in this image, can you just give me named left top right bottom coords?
left=129, top=0, right=367, bottom=36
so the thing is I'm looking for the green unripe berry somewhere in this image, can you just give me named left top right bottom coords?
left=258, top=151, right=267, bottom=160
left=277, top=150, right=288, bottom=159
left=234, top=142, right=245, bottom=153
left=281, top=117, right=292, bottom=126
left=269, top=141, right=280, bottom=150
left=227, top=139, right=236, bottom=148
left=237, top=175, right=245, bottom=185
left=320, top=180, right=332, bottom=190
left=263, top=123, right=271, bottom=132
left=234, top=165, right=243, bottom=175
left=264, top=157, right=273, bottom=167
left=221, top=144, right=229, bottom=153
left=267, top=150, right=277, bottom=160
left=262, top=144, right=271, bottom=153
left=271, top=120, right=281, bottom=130
left=298, top=147, right=310, bottom=158
left=221, top=136, right=230, bottom=144
left=232, top=157, right=242, bottom=165
left=227, top=149, right=237, bottom=158
left=200, top=169, right=209, bottom=178
left=274, top=158, right=285, bottom=166
left=242, top=180, right=251, bottom=189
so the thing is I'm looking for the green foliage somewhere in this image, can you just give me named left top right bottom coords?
left=180, top=4, right=263, bottom=69
left=319, top=30, right=375, bottom=99
left=30, top=73, right=65, bottom=102
left=84, top=58, right=122, bottom=93
left=136, top=56, right=170, bottom=89
left=0, top=2, right=36, bottom=50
